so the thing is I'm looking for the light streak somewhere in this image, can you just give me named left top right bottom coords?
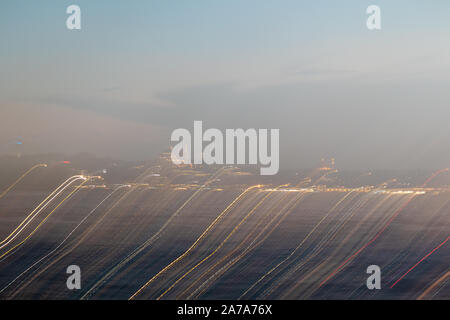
left=0, top=176, right=86, bottom=250
left=390, top=236, right=449, bottom=288
left=318, top=194, right=416, bottom=289
left=0, top=164, right=47, bottom=201
left=0, top=184, right=130, bottom=296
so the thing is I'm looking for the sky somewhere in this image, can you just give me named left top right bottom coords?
left=1, top=1, right=450, bottom=170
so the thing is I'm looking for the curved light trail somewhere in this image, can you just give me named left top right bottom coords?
left=0, top=184, right=130, bottom=296
left=0, top=175, right=86, bottom=250
left=0, top=177, right=88, bottom=260
left=0, top=164, right=47, bottom=201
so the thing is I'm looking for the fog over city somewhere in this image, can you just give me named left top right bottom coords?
left=2, top=1, right=450, bottom=170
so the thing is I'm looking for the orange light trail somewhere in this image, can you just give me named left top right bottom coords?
left=0, top=164, right=47, bottom=200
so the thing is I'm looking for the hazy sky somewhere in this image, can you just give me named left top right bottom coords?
left=1, top=1, right=450, bottom=170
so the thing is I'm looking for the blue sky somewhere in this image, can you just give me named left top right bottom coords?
left=2, top=1, right=450, bottom=100
left=1, top=1, right=450, bottom=169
